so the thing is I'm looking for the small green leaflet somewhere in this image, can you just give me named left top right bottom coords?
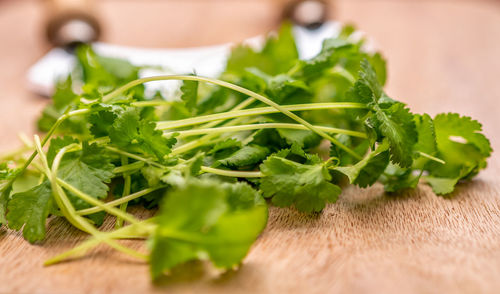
left=109, top=108, right=177, bottom=162
left=48, top=139, right=115, bottom=209
left=373, top=102, right=417, bottom=168
left=351, top=60, right=417, bottom=168
left=7, top=181, right=53, bottom=243
left=52, top=76, right=78, bottom=110
left=260, top=155, right=341, bottom=212
left=334, top=142, right=390, bottom=188
left=150, top=180, right=267, bottom=278
left=180, top=77, right=198, bottom=112
left=218, top=145, right=270, bottom=167
left=428, top=113, right=491, bottom=178
left=225, top=22, right=298, bottom=76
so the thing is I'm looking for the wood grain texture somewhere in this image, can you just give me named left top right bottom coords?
left=1, top=0, right=500, bottom=293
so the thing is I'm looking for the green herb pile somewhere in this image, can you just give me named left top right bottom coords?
left=0, top=24, right=492, bottom=278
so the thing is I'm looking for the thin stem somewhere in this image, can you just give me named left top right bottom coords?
left=116, top=155, right=131, bottom=229
left=50, top=147, right=147, bottom=260
left=105, top=146, right=164, bottom=169
left=200, top=166, right=263, bottom=178
left=157, top=102, right=366, bottom=130
left=101, top=75, right=362, bottom=159
left=45, top=220, right=155, bottom=266
left=418, top=151, right=445, bottom=165
left=172, top=123, right=367, bottom=139
left=113, top=161, right=145, bottom=174
left=107, top=144, right=261, bottom=179
left=131, top=100, right=174, bottom=107
left=77, top=186, right=166, bottom=216
left=56, top=178, right=140, bottom=225
left=1, top=109, right=90, bottom=194
left=170, top=116, right=247, bottom=155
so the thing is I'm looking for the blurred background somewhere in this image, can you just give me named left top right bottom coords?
left=0, top=0, right=499, bottom=150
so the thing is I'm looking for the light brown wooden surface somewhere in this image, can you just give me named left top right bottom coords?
left=1, top=0, right=500, bottom=293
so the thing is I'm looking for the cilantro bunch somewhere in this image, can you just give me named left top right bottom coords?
left=0, top=24, right=491, bottom=279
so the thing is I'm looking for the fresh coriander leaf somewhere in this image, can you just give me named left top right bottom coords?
left=276, top=129, right=321, bottom=149
left=56, top=142, right=115, bottom=209
left=209, top=138, right=242, bottom=155
left=109, top=108, right=177, bottom=162
left=334, top=142, right=390, bottom=188
left=260, top=156, right=341, bottom=212
left=428, top=113, right=491, bottom=179
left=53, top=76, right=78, bottom=110
left=150, top=180, right=267, bottom=278
left=218, top=145, right=270, bottom=167
left=225, top=22, right=298, bottom=76
left=329, top=134, right=369, bottom=166
left=161, top=154, right=204, bottom=187
left=180, top=78, right=198, bottom=112
left=47, top=136, right=79, bottom=166
left=373, top=102, right=417, bottom=167
left=424, top=176, right=460, bottom=195
left=380, top=164, right=420, bottom=193
left=414, top=114, right=437, bottom=156
left=7, top=181, right=53, bottom=243
left=88, top=104, right=123, bottom=137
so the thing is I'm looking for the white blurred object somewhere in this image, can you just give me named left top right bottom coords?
left=27, top=21, right=374, bottom=97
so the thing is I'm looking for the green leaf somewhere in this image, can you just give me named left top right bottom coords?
left=150, top=180, right=267, bottom=278
left=47, top=136, right=79, bottom=166
left=75, top=45, right=140, bottom=92
left=260, top=156, right=341, bottom=212
left=414, top=114, right=437, bottom=155
left=428, top=113, right=491, bottom=179
left=109, top=108, right=177, bottom=162
left=180, top=78, right=198, bottom=112
left=161, top=154, right=204, bottom=187
left=218, top=145, right=270, bottom=167
left=373, top=102, right=417, bottom=167
left=55, top=142, right=115, bottom=209
left=225, top=23, right=298, bottom=76
left=424, top=176, right=460, bottom=195
left=276, top=129, right=321, bottom=149
left=209, top=138, right=242, bottom=155
left=52, top=76, right=78, bottom=110
left=380, top=164, right=420, bottom=193
left=334, top=142, right=390, bottom=188
left=7, top=181, right=53, bottom=243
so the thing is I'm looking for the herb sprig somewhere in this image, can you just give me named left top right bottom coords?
left=0, top=24, right=491, bottom=279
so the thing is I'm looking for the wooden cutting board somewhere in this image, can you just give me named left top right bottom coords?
left=1, top=0, right=500, bottom=293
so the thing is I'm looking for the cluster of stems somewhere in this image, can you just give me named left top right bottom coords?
left=2, top=75, right=383, bottom=264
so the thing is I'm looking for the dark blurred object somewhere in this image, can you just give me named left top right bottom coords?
left=283, top=0, right=329, bottom=29
left=45, top=0, right=101, bottom=47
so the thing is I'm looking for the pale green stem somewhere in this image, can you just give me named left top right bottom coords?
left=418, top=151, right=445, bottom=165
left=116, top=155, right=131, bottom=228
left=156, top=102, right=365, bottom=130
left=131, top=100, right=174, bottom=107
left=172, top=123, right=367, bottom=139
left=171, top=116, right=247, bottom=155
left=200, top=166, right=263, bottom=178
left=105, top=146, right=164, bottom=169
left=106, top=144, right=261, bottom=178
left=77, top=186, right=166, bottom=216
left=113, top=161, right=145, bottom=174
left=101, top=75, right=361, bottom=159
left=45, top=220, right=155, bottom=266
left=56, top=178, right=140, bottom=225
left=169, top=98, right=256, bottom=154
left=1, top=109, right=90, bottom=194
left=49, top=145, right=147, bottom=261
